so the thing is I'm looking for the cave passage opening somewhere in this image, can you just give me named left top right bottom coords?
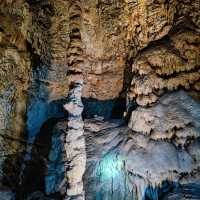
left=17, top=117, right=65, bottom=200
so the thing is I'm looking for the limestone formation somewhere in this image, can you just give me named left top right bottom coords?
left=63, top=1, right=87, bottom=198
left=126, top=91, right=200, bottom=199
left=129, top=91, right=200, bottom=144
left=0, top=0, right=200, bottom=200
left=84, top=91, right=200, bottom=200
left=128, top=30, right=200, bottom=106
left=64, top=81, right=86, bottom=200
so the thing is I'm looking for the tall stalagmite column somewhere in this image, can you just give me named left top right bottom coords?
left=64, top=0, right=86, bottom=199
left=64, top=80, right=86, bottom=200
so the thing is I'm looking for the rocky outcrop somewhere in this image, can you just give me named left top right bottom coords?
left=82, top=0, right=200, bottom=100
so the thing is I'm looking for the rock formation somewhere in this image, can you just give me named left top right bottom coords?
left=64, top=80, right=86, bottom=200
left=0, top=0, right=200, bottom=200
left=83, top=91, right=200, bottom=200
left=128, top=30, right=200, bottom=106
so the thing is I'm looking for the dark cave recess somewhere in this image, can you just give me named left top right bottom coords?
left=82, top=97, right=126, bottom=120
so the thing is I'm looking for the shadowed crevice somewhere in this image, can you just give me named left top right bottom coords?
left=82, top=98, right=126, bottom=120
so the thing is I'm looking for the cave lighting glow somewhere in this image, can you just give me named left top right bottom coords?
left=96, top=153, right=123, bottom=180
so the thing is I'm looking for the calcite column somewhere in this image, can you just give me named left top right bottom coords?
left=63, top=0, right=86, bottom=198
left=64, top=80, right=86, bottom=200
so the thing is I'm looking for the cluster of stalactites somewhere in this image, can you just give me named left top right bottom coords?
left=128, top=31, right=200, bottom=106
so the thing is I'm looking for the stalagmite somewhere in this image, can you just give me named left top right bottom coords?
left=64, top=80, right=86, bottom=200
left=63, top=0, right=86, bottom=199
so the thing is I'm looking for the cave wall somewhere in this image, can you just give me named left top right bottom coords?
left=0, top=1, right=31, bottom=194
left=0, top=0, right=200, bottom=199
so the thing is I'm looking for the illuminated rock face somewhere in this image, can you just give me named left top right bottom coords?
left=84, top=118, right=130, bottom=200
left=84, top=92, right=200, bottom=200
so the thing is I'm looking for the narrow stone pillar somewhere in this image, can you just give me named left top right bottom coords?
left=64, top=80, right=86, bottom=200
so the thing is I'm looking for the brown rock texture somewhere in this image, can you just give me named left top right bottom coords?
left=128, top=30, right=200, bottom=106
left=1, top=0, right=199, bottom=101
left=0, top=0, right=31, bottom=191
